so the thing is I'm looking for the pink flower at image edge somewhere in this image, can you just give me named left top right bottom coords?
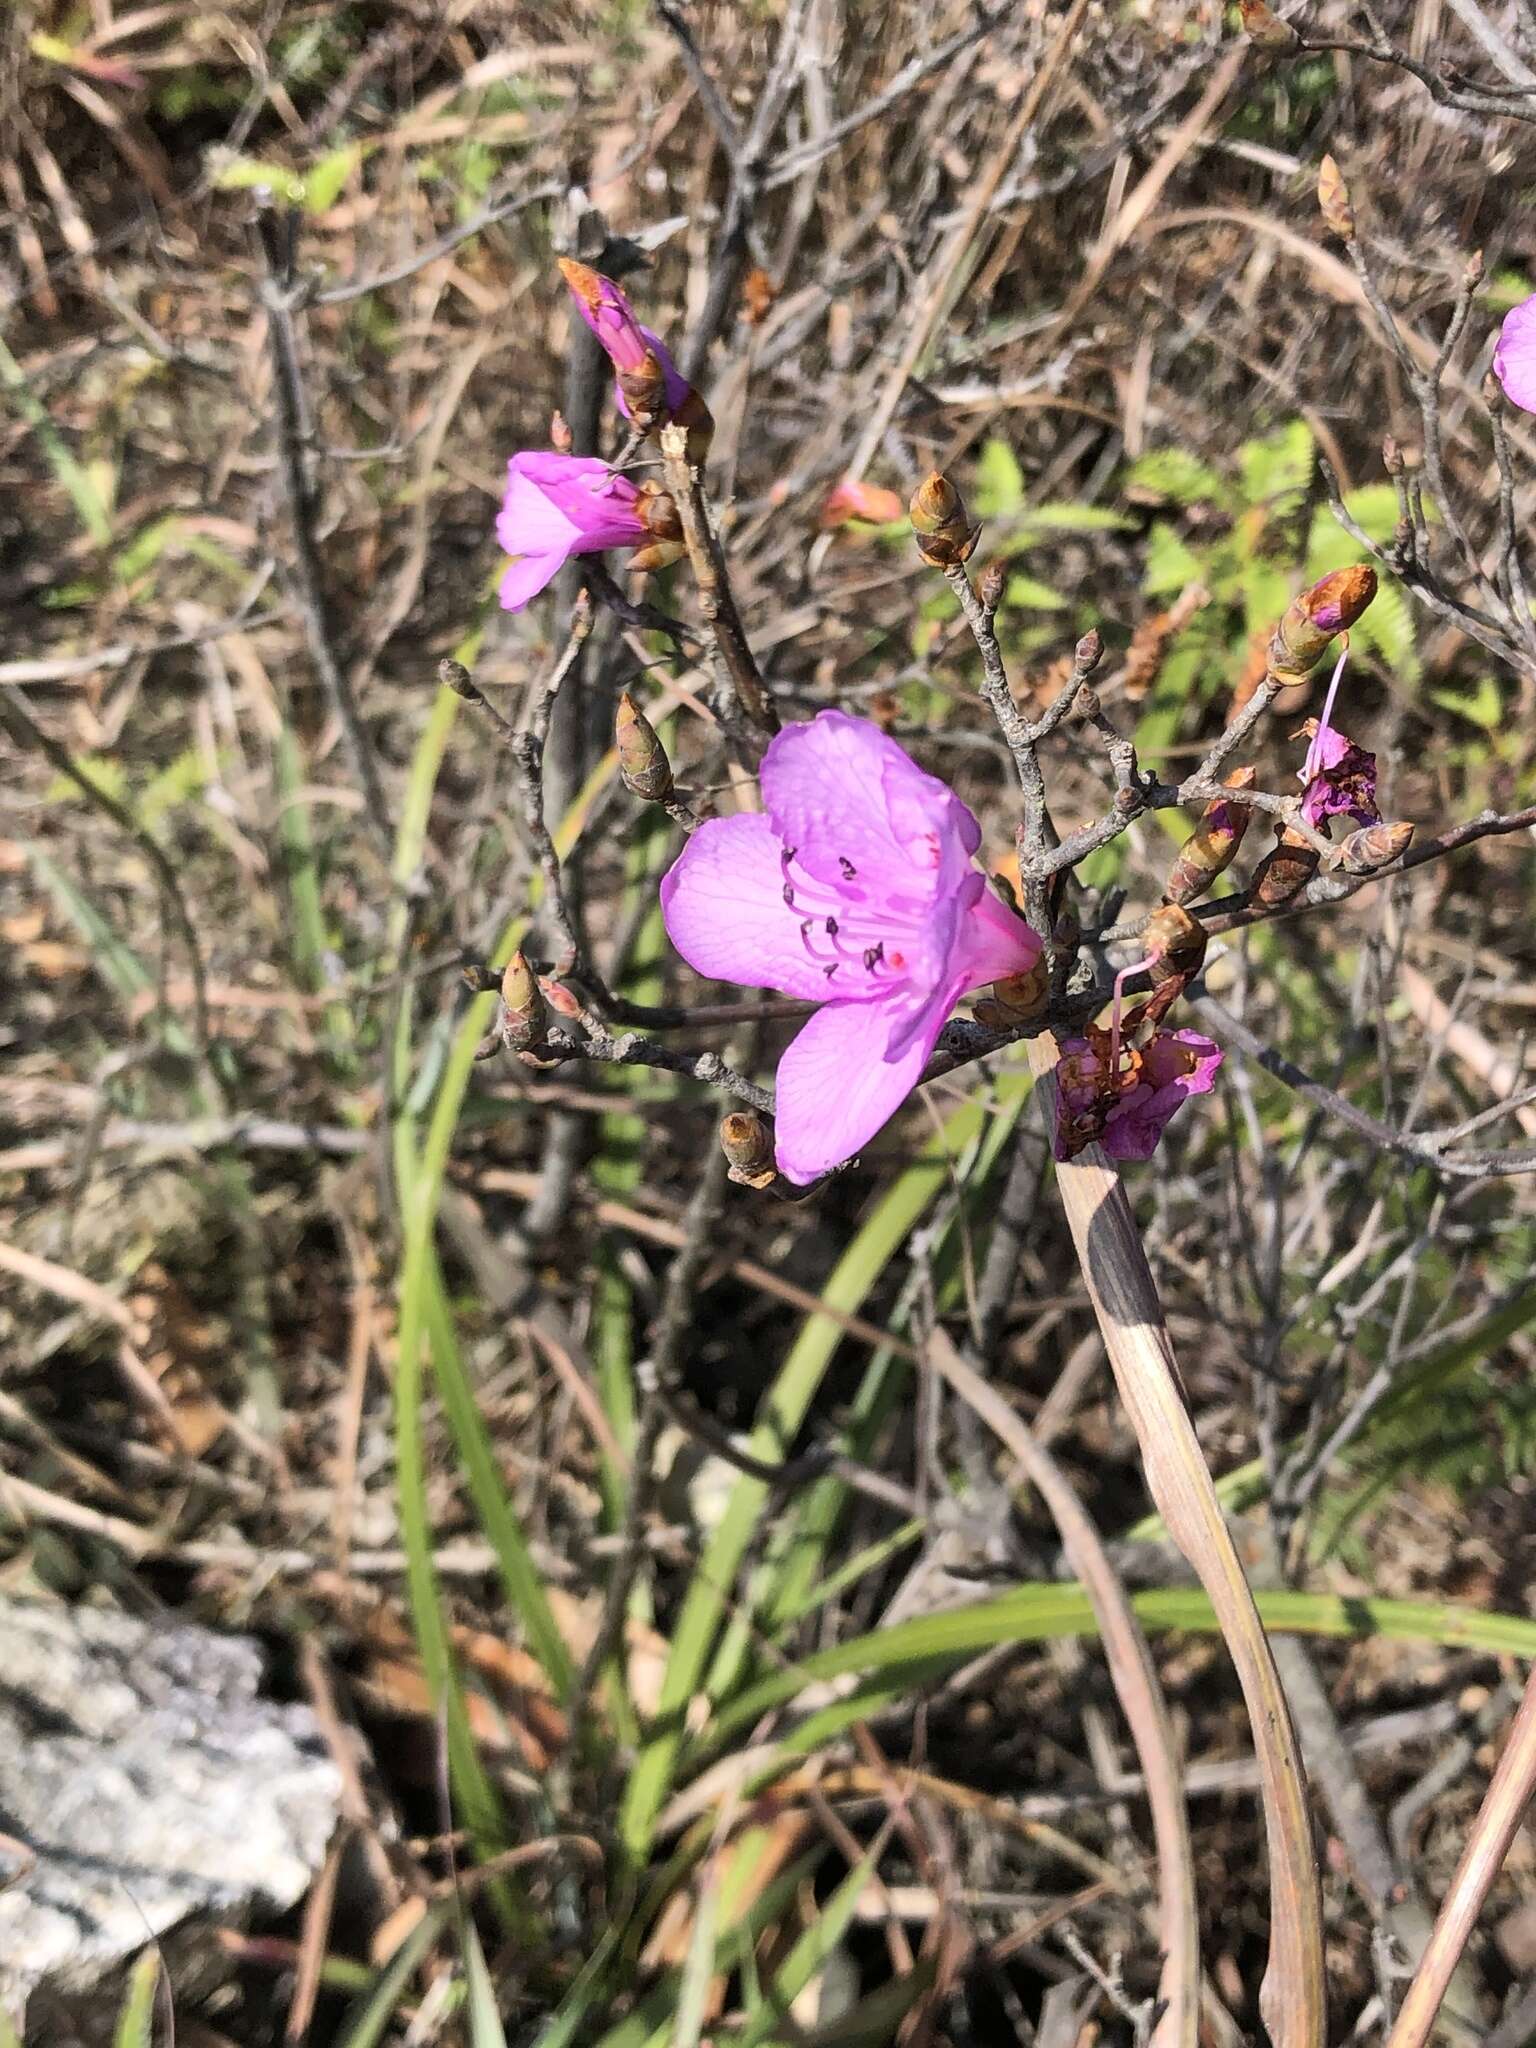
left=659, top=710, right=1042, bottom=1184
left=1494, top=291, right=1536, bottom=415
left=496, top=451, right=646, bottom=612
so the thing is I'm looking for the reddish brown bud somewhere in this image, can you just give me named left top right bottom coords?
left=671, top=384, right=715, bottom=465
left=540, top=976, right=582, bottom=1020
left=989, top=957, right=1049, bottom=1023
left=1464, top=248, right=1485, bottom=288
left=549, top=409, right=574, bottom=453
left=1382, top=434, right=1404, bottom=476
left=615, top=691, right=673, bottom=803
left=1144, top=902, right=1208, bottom=983
left=499, top=950, right=547, bottom=1053
left=1335, top=818, right=1414, bottom=874
left=1252, top=822, right=1319, bottom=906
left=1163, top=767, right=1257, bottom=906
left=1267, top=566, right=1378, bottom=683
left=978, top=560, right=1006, bottom=614
left=720, top=1111, right=776, bottom=1188
left=1075, top=628, right=1104, bottom=673
left=909, top=471, right=980, bottom=568
left=616, top=347, right=669, bottom=434
left=1240, top=0, right=1300, bottom=46
left=634, top=481, right=683, bottom=543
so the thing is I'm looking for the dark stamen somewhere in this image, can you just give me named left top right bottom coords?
left=824, top=964, right=838, bottom=979
left=782, top=882, right=795, bottom=906
left=825, top=917, right=838, bottom=938
left=863, top=942, right=884, bottom=972
left=838, top=856, right=856, bottom=879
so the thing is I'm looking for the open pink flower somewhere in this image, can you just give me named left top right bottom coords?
left=496, top=451, right=647, bottom=611
left=557, top=258, right=706, bottom=441
left=660, top=710, right=1042, bottom=1183
left=1494, top=291, right=1536, bottom=415
left=1054, top=1023, right=1223, bottom=1163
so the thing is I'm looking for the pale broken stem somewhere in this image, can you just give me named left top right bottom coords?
left=928, top=1330, right=1199, bottom=2048
left=658, top=421, right=777, bottom=742
left=1026, top=1033, right=1326, bottom=2048
left=1384, top=1667, right=1536, bottom=2048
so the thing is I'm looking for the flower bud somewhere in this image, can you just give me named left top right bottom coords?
left=909, top=471, right=980, bottom=569
left=1144, top=902, right=1208, bottom=984
left=540, top=975, right=582, bottom=1020
left=549, top=409, right=574, bottom=453
left=988, top=957, right=1049, bottom=1023
left=978, top=560, right=1006, bottom=614
left=720, top=1110, right=776, bottom=1188
left=1317, top=155, right=1354, bottom=241
left=1267, top=566, right=1377, bottom=684
left=616, top=348, right=669, bottom=434
left=615, top=691, right=674, bottom=803
left=499, top=950, right=548, bottom=1053
left=1335, top=818, right=1414, bottom=874
left=1075, top=628, right=1104, bottom=674
left=1240, top=0, right=1300, bottom=47
left=1163, top=767, right=1256, bottom=906
left=1382, top=434, right=1404, bottom=476
left=438, top=657, right=479, bottom=700
left=1465, top=248, right=1485, bottom=289
left=628, top=539, right=687, bottom=574
left=635, top=481, right=683, bottom=542
left=461, top=959, right=499, bottom=993
left=1252, top=822, right=1319, bottom=906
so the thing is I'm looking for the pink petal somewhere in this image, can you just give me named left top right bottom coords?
left=499, top=551, right=563, bottom=611
left=774, top=986, right=951, bottom=1183
left=949, top=884, right=1043, bottom=989
left=760, top=709, right=980, bottom=895
left=496, top=462, right=582, bottom=561
left=1495, top=292, right=1536, bottom=415
left=659, top=814, right=840, bottom=1001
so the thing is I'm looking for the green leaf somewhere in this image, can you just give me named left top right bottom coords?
left=1143, top=520, right=1204, bottom=596
left=1126, top=447, right=1227, bottom=507
left=335, top=1903, right=453, bottom=2048
left=735, top=1850, right=880, bottom=2048
left=1002, top=572, right=1066, bottom=611
left=213, top=156, right=307, bottom=205
left=1431, top=674, right=1504, bottom=730
left=304, top=143, right=362, bottom=213
left=1238, top=418, right=1314, bottom=522
left=972, top=437, right=1025, bottom=518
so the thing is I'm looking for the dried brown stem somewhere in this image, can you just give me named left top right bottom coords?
left=1026, top=1035, right=1326, bottom=2048
left=659, top=422, right=777, bottom=740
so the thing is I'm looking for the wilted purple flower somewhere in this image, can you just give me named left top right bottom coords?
left=660, top=710, right=1042, bottom=1184
left=1054, top=1021, right=1224, bottom=1163
left=1494, top=291, right=1536, bottom=415
left=496, top=451, right=647, bottom=612
left=1295, top=641, right=1379, bottom=829
left=1299, top=722, right=1379, bottom=828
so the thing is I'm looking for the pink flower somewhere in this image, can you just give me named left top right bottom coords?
left=1054, top=1023, right=1223, bottom=1163
left=496, top=451, right=647, bottom=612
left=659, top=710, right=1042, bottom=1184
left=1299, top=721, right=1379, bottom=828
left=1494, top=291, right=1536, bottom=414
left=557, top=258, right=707, bottom=441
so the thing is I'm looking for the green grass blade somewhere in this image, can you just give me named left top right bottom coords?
left=113, top=1951, right=160, bottom=2048
left=735, top=1847, right=881, bottom=2048
left=424, top=1249, right=573, bottom=1695
left=334, top=1902, right=452, bottom=2048
left=462, top=1918, right=511, bottom=2047
left=617, top=1089, right=1005, bottom=1863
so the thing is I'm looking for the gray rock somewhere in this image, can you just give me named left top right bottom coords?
left=0, top=1598, right=341, bottom=2023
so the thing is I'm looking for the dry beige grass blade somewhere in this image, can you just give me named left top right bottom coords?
left=928, top=1329, right=1199, bottom=2048
left=1385, top=1669, right=1536, bottom=2048
left=1026, top=1035, right=1326, bottom=2048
